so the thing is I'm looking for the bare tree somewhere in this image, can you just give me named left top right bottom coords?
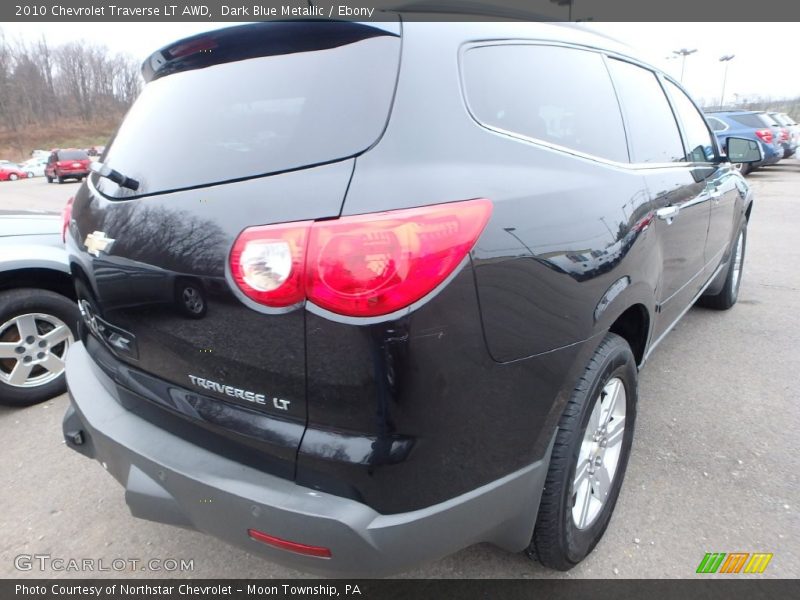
left=0, top=28, right=143, bottom=135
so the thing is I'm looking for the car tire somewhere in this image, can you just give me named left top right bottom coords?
left=27, top=171, right=34, bottom=178
left=0, top=288, right=80, bottom=407
left=9, top=173, right=18, bottom=181
left=57, top=176, right=64, bottom=184
left=46, top=175, right=53, bottom=183
left=734, top=162, right=752, bottom=176
left=698, top=223, right=746, bottom=310
left=527, top=332, right=637, bottom=571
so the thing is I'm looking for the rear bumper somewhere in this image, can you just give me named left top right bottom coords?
left=56, top=168, right=88, bottom=177
left=63, top=342, right=551, bottom=576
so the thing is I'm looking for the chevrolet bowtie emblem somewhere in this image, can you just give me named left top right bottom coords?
left=84, top=231, right=115, bottom=257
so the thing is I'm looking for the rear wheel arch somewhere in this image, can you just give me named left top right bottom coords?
left=0, top=268, right=75, bottom=301
left=607, top=304, right=650, bottom=367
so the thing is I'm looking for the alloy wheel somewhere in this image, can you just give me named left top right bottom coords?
left=572, top=377, right=627, bottom=530
left=0, top=313, right=74, bottom=388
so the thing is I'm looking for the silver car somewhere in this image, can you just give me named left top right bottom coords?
left=0, top=211, right=79, bottom=406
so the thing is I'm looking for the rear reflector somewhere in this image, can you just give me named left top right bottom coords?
left=230, top=199, right=493, bottom=317
left=247, top=529, right=332, bottom=558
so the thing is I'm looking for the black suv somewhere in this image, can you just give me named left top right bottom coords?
left=62, top=20, right=760, bottom=576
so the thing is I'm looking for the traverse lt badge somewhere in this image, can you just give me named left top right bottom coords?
left=84, top=231, right=115, bottom=257
left=188, top=375, right=291, bottom=411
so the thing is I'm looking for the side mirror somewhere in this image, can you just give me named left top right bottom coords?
left=726, top=137, right=763, bottom=164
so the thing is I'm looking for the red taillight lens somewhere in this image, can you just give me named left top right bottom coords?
left=247, top=529, right=331, bottom=558
left=229, top=199, right=493, bottom=317
left=229, top=221, right=311, bottom=307
left=307, top=200, right=492, bottom=316
left=61, top=196, right=74, bottom=243
left=755, top=129, right=773, bottom=144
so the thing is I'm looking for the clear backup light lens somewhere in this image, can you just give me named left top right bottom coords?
left=240, top=240, right=293, bottom=291
left=229, top=222, right=311, bottom=307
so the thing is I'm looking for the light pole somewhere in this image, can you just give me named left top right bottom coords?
left=672, top=48, right=698, bottom=82
left=718, top=54, right=735, bottom=110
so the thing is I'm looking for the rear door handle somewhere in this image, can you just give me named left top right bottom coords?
left=656, top=205, right=680, bottom=223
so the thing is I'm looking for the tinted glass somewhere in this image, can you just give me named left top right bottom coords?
left=664, top=80, right=716, bottom=162
left=463, top=45, right=628, bottom=162
left=707, top=116, right=727, bottom=132
left=770, top=113, right=789, bottom=126
left=58, top=150, right=89, bottom=161
left=607, top=59, right=684, bottom=163
left=98, top=27, right=400, bottom=198
left=731, top=113, right=771, bottom=128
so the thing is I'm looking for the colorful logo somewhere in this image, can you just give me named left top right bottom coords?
left=696, top=552, right=773, bottom=574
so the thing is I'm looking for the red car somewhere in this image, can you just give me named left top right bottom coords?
left=0, top=166, right=28, bottom=181
left=45, top=149, right=91, bottom=183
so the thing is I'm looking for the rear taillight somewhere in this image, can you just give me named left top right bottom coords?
left=755, top=129, right=773, bottom=144
left=780, top=128, right=789, bottom=141
left=61, top=196, right=74, bottom=243
left=229, top=199, right=493, bottom=317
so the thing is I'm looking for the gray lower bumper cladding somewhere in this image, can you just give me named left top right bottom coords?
left=63, top=342, right=551, bottom=576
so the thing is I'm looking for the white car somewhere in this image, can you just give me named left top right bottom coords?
left=20, top=158, right=47, bottom=178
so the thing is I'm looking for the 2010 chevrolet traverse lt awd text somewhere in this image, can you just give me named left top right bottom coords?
left=62, top=19, right=761, bottom=576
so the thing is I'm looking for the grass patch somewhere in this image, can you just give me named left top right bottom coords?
left=0, top=118, right=122, bottom=162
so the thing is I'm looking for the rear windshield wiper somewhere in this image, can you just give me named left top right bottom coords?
left=90, top=162, right=140, bottom=191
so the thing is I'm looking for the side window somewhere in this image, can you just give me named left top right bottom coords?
left=462, top=44, right=628, bottom=163
left=664, top=80, right=717, bottom=163
left=707, top=117, right=727, bottom=132
left=606, top=59, right=684, bottom=164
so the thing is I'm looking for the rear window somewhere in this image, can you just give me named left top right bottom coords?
left=731, top=113, right=773, bottom=128
left=97, top=22, right=400, bottom=198
left=58, top=150, right=89, bottom=161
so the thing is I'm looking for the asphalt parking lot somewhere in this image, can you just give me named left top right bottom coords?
left=0, top=165, right=798, bottom=579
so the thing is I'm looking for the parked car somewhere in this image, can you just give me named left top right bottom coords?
left=0, top=211, right=80, bottom=406
left=706, top=110, right=784, bottom=174
left=0, top=165, right=29, bottom=181
left=20, top=157, right=48, bottom=178
left=769, top=112, right=799, bottom=157
left=62, top=20, right=759, bottom=576
left=45, top=149, right=91, bottom=183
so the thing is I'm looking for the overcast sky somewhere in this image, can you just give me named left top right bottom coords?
left=4, top=22, right=798, bottom=103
